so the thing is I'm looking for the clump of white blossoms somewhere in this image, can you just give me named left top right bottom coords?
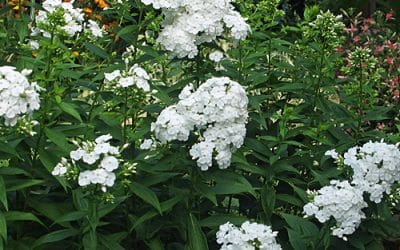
left=216, top=221, right=282, bottom=250
left=141, top=0, right=250, bottom=58
left=52, top=134, right=126, bottom=191
left=104, top=46, right=150, bottom=91
left=150, top=77, right=248, bottom=170
left=32, top=0, right=103, bottom=38
left=303, top=180, right=368, bottom=240
left=209, top=50, right=224, bottom=63
left=0, top=66, right=41, bottom=126
left=342, top=141, right=400, bottom=203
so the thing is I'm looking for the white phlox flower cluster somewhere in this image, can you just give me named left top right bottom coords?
left=216, top=221, right=282, bottom=250
left=343, top=141, right=400, bottom=203
left=150, top=77, right=248, bottom=170
left=104, top=46, right=150, bottom=91
left=303, top=180, right=367, bottom=240
left=141, top=0, right=250, bottom=58
left=0, top=66, right=41, bottom=126
left=209, top=50, right=224, bottom=63
left=33, top=0, right=103, bottom=38
left=52, top=134, right=125, bottom=191
left=104, top=64, right=150, bottom=91
left=306, top=141, right=400, bottom=240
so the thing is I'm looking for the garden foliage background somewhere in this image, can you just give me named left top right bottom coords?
left=0, top=0, right=400, bottom=249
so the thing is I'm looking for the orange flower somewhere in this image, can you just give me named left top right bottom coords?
left=84, top=7, right=93, bottom=16
left=8, top=0, right=26, bottom=10
left=95, top=0, right=109, bottom=9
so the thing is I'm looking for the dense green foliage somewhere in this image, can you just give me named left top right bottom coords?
left=0, top=0, right=399, bottom=249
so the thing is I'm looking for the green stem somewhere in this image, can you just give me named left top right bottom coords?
left=238, top=41, right=244, bottom=83
left=312, top=45, right=326, bottom=111
left=32, top=32, right=54, bottom=166
left=355, top=63, right=364, bottom=142
left=87, top=81, right=104, bottom=122
left=122, top=89, right=129, bottom=143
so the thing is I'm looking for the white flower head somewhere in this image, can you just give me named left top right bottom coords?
left=52, top=134, right=125, bottom=191
left=209, top=50, right=224, bottom=62
left=142, top=0, right=250, bottom=58
left=216, top=221, right=282, bottom=250
left=303, top=180, right=368, bottom=239
left=0, top=66, right=41, bottom=126
left=151, top=77, right=248, bottom=170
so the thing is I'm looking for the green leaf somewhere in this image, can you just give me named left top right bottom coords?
left=200, top=214, right=247, bottom=228
left=282, top=213, right=319, bottom=236
left=32, top=229, right=79, bottom=248
left=193, top=181, right=217, bottom=205
left=5, top=211, right=46, bottom=227
left=6, top=179, right=46, bottom=191
left=287, top=228, right=307, bottom=250
left=84, top=43, right=108, bottom=59
left=82, top=230, right=97, bottom=250
left=98, top=233, right=126, bottom=250
left=0, top=177, right=7, bottom=210
left=130, top=182, right=162, bottom=214
left=212, top=172, right=256, bottom=197
left=0, top=212, right=7, bottom=243
left=187, top=213, right=208, bottom=250
left=44, top=127, right=74, bottom=152
left=58, top=102, right=82, bottom=122
left=261, top=185, right=275, bottom=219
left=0, top=141, right=20, bottom=158
left=54, top=211, right=86, bottom=224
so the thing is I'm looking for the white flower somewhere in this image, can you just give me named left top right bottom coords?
left=140, top=139, right=154, bottom=150
left=100, top=156, right=119, bottom=171
left=0, top=66, right=41, bottom=126
left=33, top=0, right=101, bottom=38
left=152, top=77, right=248, bottom=170
left=128, top=64, right=150, bottom=92
left=86, top=20, right=103, bottom=37
left=82, top=152, right=99, bottom=165
left=51, top=158, right=69, bottom=176
left=118, top=76, right=135, bottom=88
left=95, top=134, right=113, bottom=144
left=104, top=70, right=121, bottom=83
left=303, top=180, right=367, bottom=239
left=209, top=50, right=224, bottom=62
left=104, top=48, right=151, bottom=91
left=78, top=170, right=93, bottom=186
left=343, top=141, right=400, bottom=203
left=325, top=149, right=339, bottom=159
left=28, top=40, right=40, bottom=50
left=70, top=148, right=84, bottom=161
left=142, top=0, right=250, bottom=58
left=216, top=221, right=281, bottom=250
left=53, top=134, right=124, bottom=190
left=151, top=106, right=194, bottom=144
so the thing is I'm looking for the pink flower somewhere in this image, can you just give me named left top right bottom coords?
left=391, top=76, right=399, bottom=85
left=374, top=45, right=384, bottom=54
left=336, top=47, right=343, bottom=53
left=353, top=35, right=361, bottom=43
left=361, top=25, right=369, bottom=32
left=386, top=40, right=396, bottom=49
left=386, top=12, right=394, bottom=21
left=364, top=17, right=374, bottom=25
left=345, top=24, right=357, bottom=34
left=386, top=57, right=394, bottom=64
left=377, top=123, right=385, bottom=130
